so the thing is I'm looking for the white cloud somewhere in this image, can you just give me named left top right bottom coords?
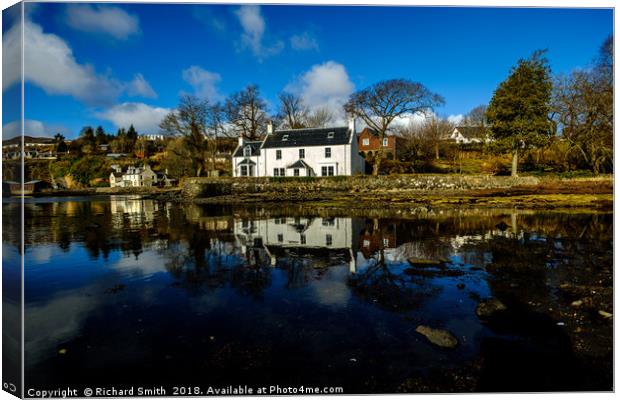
left=2, top=15, right=21, bottom=93
left=97, top=103, right=171, bottom=133
left=290, top=32, right=319, bottom=51
left=3, top=119, right=70, bottom=139
left=181, top=66, right=222, bottom=101
left=192, top=6, right=227, bottom=33
left=126, top=73, right=157, bottom=99
left=64, top=4, right=140, bottom=40
left=286, top=61, right=355, bottom=123
left=392, top=111, right=429, bottom=128
left=2, top=19, right=154, bottom=106
left=447, top=114, right=465, bottom=125
left=234, top=5, right=283, bottom=60
left=2, top=19, right=122, bottom=105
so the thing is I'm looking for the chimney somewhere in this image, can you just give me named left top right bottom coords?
left=267, top=120, right=273, bottom=135
left=238, top=136, right=244, bottom=147
left=348, top=116, right=356, bottom=134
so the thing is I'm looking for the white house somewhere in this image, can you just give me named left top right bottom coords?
left=449, top=126, right=491, bottom=144
left=233, top=216, right=362, bottom=272
left=109, top=164, right=158, bottom=188
left=232, top=118, right=365, bottom=177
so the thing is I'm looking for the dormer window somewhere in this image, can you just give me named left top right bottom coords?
left=282, top=135, right=289, bottom=141
left=243, top=146, right=252, bottom=156
left=327, top=132, right=334, bottom=139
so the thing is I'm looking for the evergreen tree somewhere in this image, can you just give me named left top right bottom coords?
left=95, top=126, right=107, bottom=145
left=486, top=51, right=553, bottom=176
left=127, top=125, right=138, bottom=141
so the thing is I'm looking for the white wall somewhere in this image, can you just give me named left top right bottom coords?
left=263, top=145, right=350, bottom=177
left=234, top=217, right=356, bottom=249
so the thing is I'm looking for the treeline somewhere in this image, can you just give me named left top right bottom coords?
left=54, top=35, right=612, bottom=180
left=394, top=36, right=613, bottom=176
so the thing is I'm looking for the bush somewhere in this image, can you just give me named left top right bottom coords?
left=69, top=156, right=109, bottom=185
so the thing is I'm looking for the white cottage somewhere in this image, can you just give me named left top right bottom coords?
left=109, top=164, right=158, bottom=188
left=449, top=126, right=492, bottom=144
left=232, top=119, right=365, bottom=177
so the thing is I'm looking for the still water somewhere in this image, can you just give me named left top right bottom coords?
left=3, top=196, right=613, bottom=393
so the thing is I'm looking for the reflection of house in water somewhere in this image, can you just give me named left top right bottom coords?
left=358, top=221, right=398, bottom=261
left=109, top=196, right=161, bottom=229
left=233, top=217, right=362, bottom=272
left=182, top=204, right=233, bottom=232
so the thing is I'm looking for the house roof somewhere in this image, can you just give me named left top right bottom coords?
left=286, top=159, right=312, bottom=169
left=233, top=141, right=262, bottom=157
left=262, top=126, right=351, bottom=149
left=111, top=172, right=123, bottom=178
left=237, top=159, right=256, bottom=166
left=358, top=127, right=379, bottom=137
left=454, top=126, right=487, bottom=139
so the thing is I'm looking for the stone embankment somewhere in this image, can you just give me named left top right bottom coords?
left=181, top=175, right=541, bottom=198
left=179, top=174, right=613, bottom=210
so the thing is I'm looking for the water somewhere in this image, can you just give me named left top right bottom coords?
left=3, top=196, right=613, bottom=393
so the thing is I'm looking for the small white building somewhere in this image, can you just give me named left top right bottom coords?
left=449, top=126, right=491, bottom=144
left=232, top=119, right=365, bottom=177
left=109, top=164, right=158, bottom=188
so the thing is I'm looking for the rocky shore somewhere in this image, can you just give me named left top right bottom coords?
left=180, top=174, right=613, bottom=211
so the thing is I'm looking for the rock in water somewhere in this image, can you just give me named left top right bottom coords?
left=415, top=325, right=458, bottom=349
left=476, top=298, right=507, bottom=319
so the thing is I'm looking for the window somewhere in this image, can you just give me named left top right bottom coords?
left=363, top=239, right=370, bottom=248
left=299, top=149, right=305, bottom=159
left=326, top=234, right=333, bottom=246
left=362, top=138, right=370, bottom=146
left=274, top=168, right=279, bottom=177
left=322, top=218, right=335, bottom=226
left=276, top=150, right=282, bottom=160
left=325, top=147, right=331, bottom=158
left=383, top=138, right=389, bottom=147
left=294, top=168, right=300, bottom=177
left=383, top=238, right=390, bottom=247
left=240, top=165, right=248, bottom=176
left=300, top=234, right=306, bottom=245
left=243, top=146, right=252, bottom=156
left=282, top=135, right=289, bottom=141
left=321, top=166, right=335, bottom=176
left=277, top=234, right=284, bottom=243
left=327, top=132, right=334, bottom=139
left=280, top=168, right=285, bottom=176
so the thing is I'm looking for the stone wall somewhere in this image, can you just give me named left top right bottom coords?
left=181, top=175, right=543, bottom=198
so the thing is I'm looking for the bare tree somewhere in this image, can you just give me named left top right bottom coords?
left=344, top=79, right=444, bottom=175
left=160, top=95, right=221, bottom=177
left=224, top=84, right=268, bottom=140
left=305, top=106, right=335, bottom=128
left=463, top=105, right=487, bottom=127
left=277, top=92, right=308, bottom=129
left=399, top=116, right=453, bottom=163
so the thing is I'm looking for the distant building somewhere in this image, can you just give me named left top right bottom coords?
left=232, top=119, right=364, bottom=177
left=140, top=134, right=165, bottom=141
left=449, top=126, right=491, bottom=144
left=357, top=127, right=406, bottom=159
left=109, top=165, right=159, bottom=188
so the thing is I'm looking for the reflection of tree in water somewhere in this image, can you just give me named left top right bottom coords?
left=272, top=247, right=349, bottom=289
left=350, top=219, right=441, bottom=311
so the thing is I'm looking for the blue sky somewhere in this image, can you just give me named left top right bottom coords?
left=2, top=3, right=613, bottom=139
